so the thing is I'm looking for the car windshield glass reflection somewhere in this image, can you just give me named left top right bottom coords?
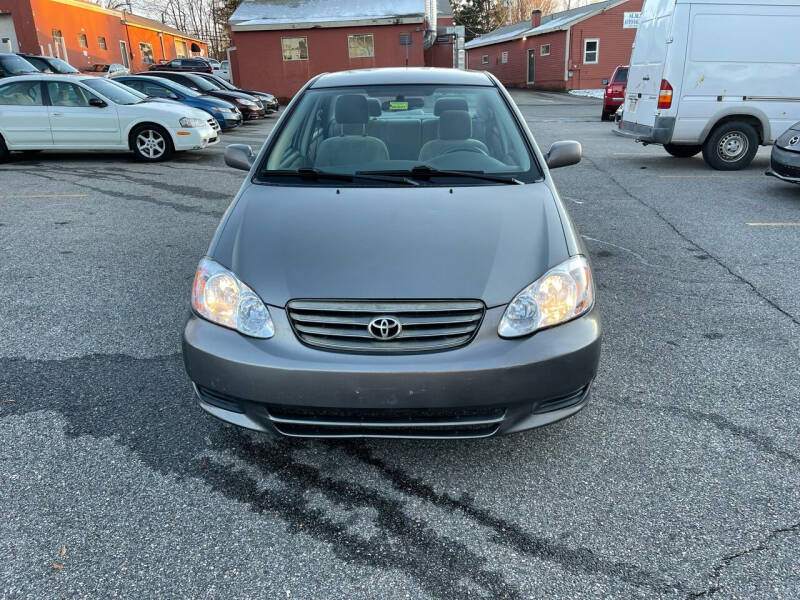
left=83, top=78, right=143, bottom=104
left=258, top=84, right=539, bottom=186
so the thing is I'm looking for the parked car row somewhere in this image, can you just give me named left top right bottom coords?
left=0, top=52, right=279, bottom=163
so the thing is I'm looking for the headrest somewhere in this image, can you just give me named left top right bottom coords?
left=434, top=96, right=468, bottom=116
left=439, top=110, right=472, bottom=140
left=335, top=94, right=368, bottom=125
left=367, top=98, right=381, bottom=117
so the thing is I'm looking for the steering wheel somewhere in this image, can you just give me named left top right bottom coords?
left=440, top=145, right=490, bottom=157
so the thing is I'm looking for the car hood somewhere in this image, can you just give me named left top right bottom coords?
left=127, top=101, right=209, bottom=121
left=197, top=94, right=234, bottom=108
left=209, top=90, right=257, bottom=101
left=211, top=183, right=570, bottom=308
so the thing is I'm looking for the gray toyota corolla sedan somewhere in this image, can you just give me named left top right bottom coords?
left=182, top=68, right=601, bottom=438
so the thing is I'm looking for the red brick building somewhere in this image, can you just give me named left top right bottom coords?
left=465, top=0, right=642, bottom=91
left=0, top=0, right=207, bottom=73
left=229, top=0, right=454, bottom=101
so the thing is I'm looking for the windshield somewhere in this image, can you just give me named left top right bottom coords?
left=197, top=76, right=226, bottom=91
left=184, top=76, right=216, bottom=92
left=613, top=67, right=628, bottom=83
left=82, top=78, right=143, bottom=104
left=258, top=84, right=539, bottom=186
left=208, top=75, right=235, bottom=90
left=0, top=54, right=37, bottom=75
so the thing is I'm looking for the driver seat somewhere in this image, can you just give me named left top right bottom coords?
left=418, top=110, right=488, bottom=162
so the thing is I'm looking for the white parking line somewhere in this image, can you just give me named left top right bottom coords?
left=0, top=193, right=88, bottom=199
left=746, top=222, right=800, bottom=226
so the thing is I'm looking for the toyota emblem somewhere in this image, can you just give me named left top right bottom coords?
left=368, top=316, right=402, bottom=340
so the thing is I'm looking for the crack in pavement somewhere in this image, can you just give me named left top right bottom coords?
left=581, top=155, right=800, bottom=327
left=685, top=521, right=800, bottom=598
left=339, top=442, right=680, bottom=595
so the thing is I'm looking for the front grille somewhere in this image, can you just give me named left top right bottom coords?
left=207, top=118, right=220, bottom=132
left=771, top=155, right=800, bottom=179
left=266, top=404, right=505, bottom=438
left=287, top=300, right=485, bottom=353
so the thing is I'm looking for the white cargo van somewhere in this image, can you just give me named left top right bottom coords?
left=616, top=0, right=800, bottom=170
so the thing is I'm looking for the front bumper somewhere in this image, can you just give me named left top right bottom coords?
left=172, top=125, right=219, bottom=151
left=766, top=145, right=800, bottom=183
left=182, top=305, right=602, bottom=438
left=217, top=113, right=243, bottom=130
left=614, top=116, right=675, bottom=144
left=240, top=106, right=266, bottom=120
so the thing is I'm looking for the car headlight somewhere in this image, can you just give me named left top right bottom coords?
left=498, top=255, right=594, bottom=338
left=179, top=117, right=206, bottom=127
left=192, top=258, right=275, bottom=339
left=236, top=98, right=257, bottom=107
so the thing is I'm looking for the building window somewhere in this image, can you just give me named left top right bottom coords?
left=481, top=54, right=488, bottom=64
left=139, top=42, right=154, bottom=64
left=540, top=44, right=550, bottom=56
left=282, top=37, right=308, bottom=61
left=175, top=39, right=188, bottom=58
left=583, top=39, right=599, bottom=64
left=348, top=34, right=374, bottom=58
left=501, top=51, right=508, bottom=63
left=77, top=33, right=88, bottom=48
left=97, top=36, right=107, bottom=50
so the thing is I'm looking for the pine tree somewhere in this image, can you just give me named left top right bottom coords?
left=453, top=0, right=504, bottom=41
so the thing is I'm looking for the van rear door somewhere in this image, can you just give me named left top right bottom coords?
left=623, top=0, right=675, bottom=133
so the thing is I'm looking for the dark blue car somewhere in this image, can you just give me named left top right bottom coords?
left=114, top=75, right=243, bottom=130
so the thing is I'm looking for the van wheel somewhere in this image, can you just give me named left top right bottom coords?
left=0, top=136, right=8, bottom=163
left=131, top=125, right=173, bottom=162
left=664, top=144, right=701, bottom=158
left=702, top=122, right=758, bottom=170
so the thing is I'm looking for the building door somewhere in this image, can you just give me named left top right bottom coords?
left=0, top=14, right=18, bottom=51
left=119, top=40, right=130, bottom=68
left=527, top=49, right=535, bottom=84
left=52, top=29, right=67, bottom=60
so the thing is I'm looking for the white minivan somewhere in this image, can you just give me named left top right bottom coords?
left=616, top=0, right=800, bottom=170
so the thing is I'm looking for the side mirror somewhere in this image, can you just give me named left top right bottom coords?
left=546, top=140, right=582, bottom=169
left=89, top=98, right=107, bottom=108
left=225, top=144, right=255, bottom=171
left=168, top=92, right=179, bottom=100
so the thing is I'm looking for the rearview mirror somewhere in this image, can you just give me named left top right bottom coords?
left=225, top=144, right=255, bottom=171
left=546, top=140, right=582, bottom=169
left=89, top=98, right=107, bottom=108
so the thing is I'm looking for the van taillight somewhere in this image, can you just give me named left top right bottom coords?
left=657, top=79, right=673, bottom=109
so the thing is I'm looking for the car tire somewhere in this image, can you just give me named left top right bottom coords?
left=702, top=121, right=759, bottom=170
left=601, top=111, right=611, bottom=121
left=0, top=136, right=8, bottom=163
left=664, top=144, right=701, bottom=158
left=130, top=124, right=173, bottom=162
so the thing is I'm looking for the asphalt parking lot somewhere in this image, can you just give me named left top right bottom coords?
left=1, top=91, right=798, bottom=599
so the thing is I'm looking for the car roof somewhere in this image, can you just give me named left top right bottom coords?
left=0, top=74, right=101, bottom=83
left=311, top=67, right=494, bottom=89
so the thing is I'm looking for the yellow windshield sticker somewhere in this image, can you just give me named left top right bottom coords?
left=389, top=101, right=409, bottom=111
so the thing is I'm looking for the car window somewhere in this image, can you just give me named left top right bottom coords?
left=82, top=78, right=142, bottom=104
left=20, top=55, right=52, bottom=72
left=0, top=80, right=44, bottom=105
left=613, top=67, right=628, bottom=83
left=259, top=84, right=539, bottom=186
left=181, top=76, right=214, bottom=92
left=0, top=54, right=37, bottom=75
left=48, top=57, right=79, bottom=74
left=170, top=60, right=181, bottom=67
left=46, top=81, right=92, bottom=107
left=143, top=82, right=174, bottom=98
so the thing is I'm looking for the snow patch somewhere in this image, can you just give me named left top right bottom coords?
left=569, top=89, right=605, bottom=99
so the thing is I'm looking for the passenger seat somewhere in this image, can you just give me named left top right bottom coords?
left=316, top=95, right=390, bottom=167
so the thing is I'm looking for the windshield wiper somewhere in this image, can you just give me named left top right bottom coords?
left=362, top=165, right=524, bottom=185
left=271, top=167, right=420, bottom=186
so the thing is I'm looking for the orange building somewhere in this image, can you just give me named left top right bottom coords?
left=0, top=0, right=207, bottom=73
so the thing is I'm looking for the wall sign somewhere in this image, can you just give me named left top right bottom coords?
left=623, top=12, right=640, bottom=28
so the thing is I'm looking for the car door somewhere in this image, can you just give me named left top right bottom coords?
left=45, top=80, right=121, bottom=147
left=0, top=79, right=52, bottom=147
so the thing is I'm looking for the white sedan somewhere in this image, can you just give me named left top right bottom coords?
left=0, top=74, right=219, bottom=162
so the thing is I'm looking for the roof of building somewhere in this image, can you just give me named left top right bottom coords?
left=311, top=67, right=493, bottom=88
left=49, top=0, right=205, bottom=44
left=465, top=0, right=625, bottom=49
left=230, top=0, right=427, bottom=31
left=122, top=12, right=205, bottom=44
